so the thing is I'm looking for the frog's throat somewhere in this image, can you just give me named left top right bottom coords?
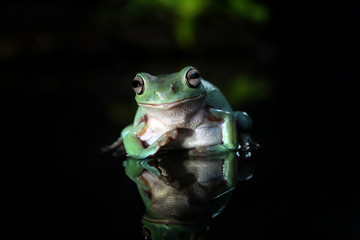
left=137, top=95, right=204, bottom=109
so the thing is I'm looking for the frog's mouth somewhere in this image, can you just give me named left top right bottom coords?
left=137, top=95, right=204, bottom=109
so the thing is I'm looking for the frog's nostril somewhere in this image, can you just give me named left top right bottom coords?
left=171, top=84, right=176, bottom=93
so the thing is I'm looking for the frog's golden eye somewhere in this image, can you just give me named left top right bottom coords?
left=141, top=227, right=152, bottom=239
left=132, top=75, right=144, bottom=95
left=185, top=68, right=201, bottom=88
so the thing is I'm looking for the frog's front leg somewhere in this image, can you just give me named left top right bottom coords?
left=124, top=129, right=178, bottom=159
left=210, top=108, right=238, bottom=150
left=235, top=111, right=260, bottom=151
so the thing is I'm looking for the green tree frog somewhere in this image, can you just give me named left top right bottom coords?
left=105, top=66, right=258, bottom=158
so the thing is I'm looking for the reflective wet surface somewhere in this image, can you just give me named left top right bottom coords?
left=123, top=151, right=250, bottom=239
left=2, top=115, right=358, bottom=240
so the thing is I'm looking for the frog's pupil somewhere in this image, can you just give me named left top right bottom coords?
left=132, top=80, right=141, bottom=88
left=190, top=72, right=200, bottom=79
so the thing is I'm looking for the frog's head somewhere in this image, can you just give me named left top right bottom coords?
left=132, top=66, right=206, bottom=108
left=141, top=217, right=209, bottom=240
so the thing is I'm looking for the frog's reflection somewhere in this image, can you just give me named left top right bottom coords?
left=124, top=151, right=254, bottom=240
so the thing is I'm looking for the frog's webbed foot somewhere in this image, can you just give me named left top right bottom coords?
left=135, top=129, right=178, bottom=158
left=189, top=144, right=233, bottom=156
left=238, top=133, right=260, bottom=151
left=235, top=111, right=260, bottom=151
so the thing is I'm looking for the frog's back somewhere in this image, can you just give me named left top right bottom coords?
left=202, top=80, right=233, bottom=112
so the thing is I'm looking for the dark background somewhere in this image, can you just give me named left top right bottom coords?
left=1, top=1, right=358, bottom=239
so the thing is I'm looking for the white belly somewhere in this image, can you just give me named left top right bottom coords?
left=139, top=123, right=222, bottom=149
left=138, top=102, right=223, bottom=149
left=175, top=125, right=222, bottom=148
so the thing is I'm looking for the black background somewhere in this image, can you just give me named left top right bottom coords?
left=1, top=1, right=358, bottom=239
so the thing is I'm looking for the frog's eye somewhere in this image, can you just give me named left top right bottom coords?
left=141, top=227, right=152, bottom=239
left=185, top=68, right=201, bottom=88
left=132, top=75, right=144, bottom=95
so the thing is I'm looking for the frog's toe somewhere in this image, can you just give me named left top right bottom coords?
left=238, top=133, right=260, bottom=151
left=100, top=138, right=124, bottom=153
left=157, top=129, right=178, bottom=147
left=100, top=144, right=126, bottom=157
left=167, top=129, right=178, bottom=139
left=249, top=138, right=260, bottom=148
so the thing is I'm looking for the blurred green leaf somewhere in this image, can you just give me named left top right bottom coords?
left=225, top=74, right=272, bottom=108
left=225, top=0, right=269, bottom=22
left=96, top=0, right=268, bottom=48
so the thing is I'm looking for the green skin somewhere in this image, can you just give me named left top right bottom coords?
left=105, top=66, right=257, bottom=159
left=123, top=151, right=238, bottom=240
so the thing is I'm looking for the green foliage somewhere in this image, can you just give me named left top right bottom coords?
left=97, top=0, right=268, bottom=48
left=225, top=74, right=272, bottom=108
left=225, top=0, right=268, bottom=22
left=125, top=0, right=208, bottom=48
